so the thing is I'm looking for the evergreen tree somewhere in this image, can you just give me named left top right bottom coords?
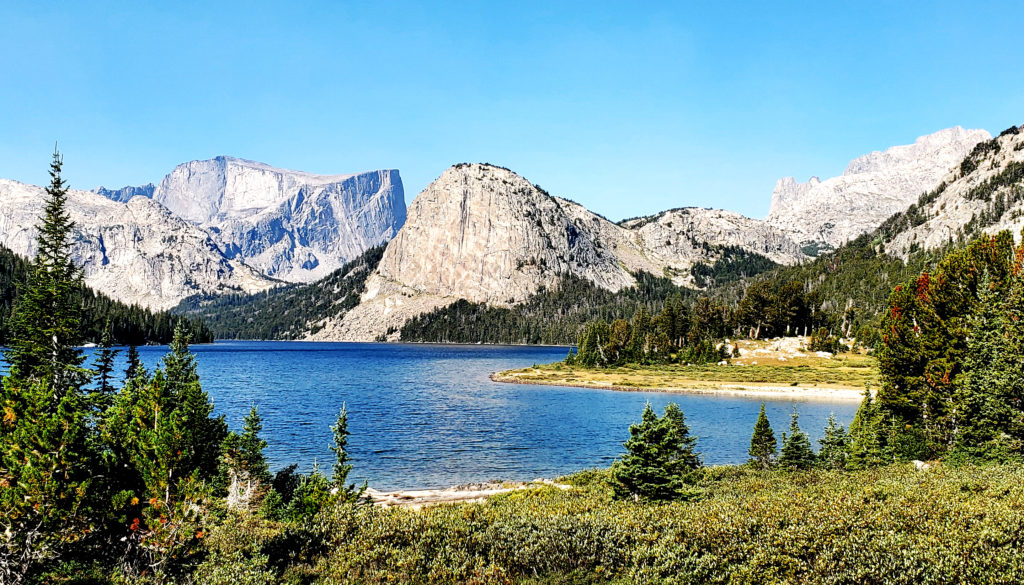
left=91, top=319, right=119, bottom=409
left=0, top=150, right=94, bottom=583
left=611, top=402, right=701, bottom=501
left=124, top=344, right=146, bottom=383
left=779, top=410, right=817, bottom=469
left=848, top=386, right=885, bottom=469
left=238, top=405, right=272, bottom=485
left=748, top=403, right=777, bottom=470
left=817, top=413, right=850, bottom=470
left=330, top=404, right=364, bottom=501
left=4, top=148, right=87, bottom=393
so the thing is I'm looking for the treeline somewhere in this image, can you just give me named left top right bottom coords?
left=398, top=271, right=696, bottom=344
left=0, top=230, right=210, bottom=346
left=174, top=246, right=385, bottom=340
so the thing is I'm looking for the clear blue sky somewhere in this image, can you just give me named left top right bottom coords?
left=1, top=1, right=1021, bottom=220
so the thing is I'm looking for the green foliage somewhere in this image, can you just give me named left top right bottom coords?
left=748, top=403, right=777, bottom=469
left=570, top=296, right=730, bottom=368
left=4, top=150, right=87, bottom=392
left=807, top=326, right=846, bottom=353
left=817, top=413, right=850, bottom=470
left=0, top=243, right=212, bottom=347
left=690, top=245, right=778, bottom=288
left=330, top=404, right=365, bottom=502
left=175, top=246, right=385, bottom=340
left=610, top=402, right=701, bottom=501
left=877, top=232, right=1024, bottom=458
left=778, top=410, right=817, bottom=469
left=198, top=464, right=1024, bottom=585
left=847, top=388, right=886, bottom=469
left=400, top=272, right=697, bottom=345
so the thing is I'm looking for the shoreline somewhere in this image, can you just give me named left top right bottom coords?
left=490, top=372, right=866, bottom=401
left=366, top=479, right=572, bottom=509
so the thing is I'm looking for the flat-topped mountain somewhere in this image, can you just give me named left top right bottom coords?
left=766, top=126, right=990, bottom=251
left=97, top=156, right=406, bottom=282
left=0, top=179, right=275, bottom=310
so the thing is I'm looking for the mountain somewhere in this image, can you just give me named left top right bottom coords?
left=310, top=163, right=805, bottom=341
left=766, top=126, right=990, bottom=252
left=879, top=125, right=1024, bottom=257
left=98, top=156, right=407, bottom=283
left=0, top=179, right=276, bottom=310
left=92, top=183, right=155, bottom=203
left=0, top=243, right=213, bottom=345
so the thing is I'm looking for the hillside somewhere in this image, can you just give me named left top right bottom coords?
left=0, top=243, right=212, bottom=345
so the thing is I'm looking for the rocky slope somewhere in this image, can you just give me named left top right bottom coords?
left=881, top=125, right=1024, bottom=257
left=312, top=164, right=806, bottom=341
left=103, top=157, right=408, bottom=282
left=0, top=179, right=275, bottom=310
left=766, top=127, right=990, bottom=251
left=92, top=183, right=155, bottom=203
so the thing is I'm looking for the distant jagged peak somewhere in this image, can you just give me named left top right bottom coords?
left=766, top=126, right=991, bottom=250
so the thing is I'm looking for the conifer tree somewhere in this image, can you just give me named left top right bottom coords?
left=124, top=344, right=146, bottom=383
left=330, top=404, right=364, bottom=501
left=0, top=150, right=94, bottom=583
left=748, top=403, right=777, bottom=470
left=848, top=386, right=885, bottom=469
left=611, top=402, right=701, bottom=501
left=779, top=410, right=817, bottom=469
left=818, top=413, right=850, bottom=470
left=91, top=319, right=119, bottom=409
left=4, top=148, right=87, bottom=392
left=238, top=405, right=271, bottom=485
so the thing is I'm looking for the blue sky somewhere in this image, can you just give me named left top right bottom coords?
left=1, top=1, right=1021, bottom=220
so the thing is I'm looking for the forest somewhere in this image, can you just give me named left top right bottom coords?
left=0, top=244, right=211, bottom=345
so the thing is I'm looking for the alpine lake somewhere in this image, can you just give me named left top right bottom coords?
left=82, top=341, right=858, bottom=490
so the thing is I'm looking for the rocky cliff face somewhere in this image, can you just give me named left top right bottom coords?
left=92, top=183, right=155, bottom=203
left=766, top=127, right=991, bottom=251
left=883, top=126, right=1024, bottom=258
left=145, top=157, right=406, bottom=282
left=313, top=164, right=807, bottom=341
left=0, top=179, right=275, bottom=310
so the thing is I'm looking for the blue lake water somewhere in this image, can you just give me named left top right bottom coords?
left=74, top=341, right=857, bottom=490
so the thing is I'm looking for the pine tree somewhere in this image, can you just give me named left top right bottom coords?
left=611, top=402, right=701, bottom=501
left=848, top=386, right=885, bottom=469
left=817, top=413, right=850, bottom=470
left=330, top=404, right=364, bottom=501
left=748, top=403, right=777, bottom=470
left=91, top=319, right=119, bottom=409
left=779, top=410, right=817, bottom=469
left=124, top=344, right=146, bottom=383
left=238, top=405, right=271, bottom=485
left=4, top=148, right=87, bottom=393
left=0, top=150, right=94, bottom=583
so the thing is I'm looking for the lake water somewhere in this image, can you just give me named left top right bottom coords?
left=77, top=341, right=858, bottom=489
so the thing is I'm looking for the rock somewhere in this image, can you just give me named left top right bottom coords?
left=92, top=183, right=155, bottom=203
left=314, top=164, right=806, bottom=341
left=884, top=126, right=1024, bottom=257
left=766, top=127, right=991, bottom=251
left=912, top=460, right=932, bottom=471
left=0, top=179, right=276, bottom=310
left=122, top=156, right=407, bottom=283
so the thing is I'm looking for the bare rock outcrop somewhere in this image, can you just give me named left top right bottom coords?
left=766, top=127, right=991, bottom=250
left=0, top=179, right=275, bottom=310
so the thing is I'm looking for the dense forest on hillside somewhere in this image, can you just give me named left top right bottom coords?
left=1, top=244, right=211, bottom=345
left=174, top=246, right=385, bottom=339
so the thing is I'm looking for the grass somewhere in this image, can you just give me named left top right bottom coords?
left=496, top=341, right=879, bottom=394
left=172, top=463, right=1024, bottom=584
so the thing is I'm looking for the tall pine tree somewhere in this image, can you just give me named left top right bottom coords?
left=779, top=410, right=817, bottom=469
left=748, top=403, right=777, bottom=470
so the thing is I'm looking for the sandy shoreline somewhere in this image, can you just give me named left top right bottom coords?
left=490, top=372, right=866, bottom=401
left=366, top=479, right=572, bottom=509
